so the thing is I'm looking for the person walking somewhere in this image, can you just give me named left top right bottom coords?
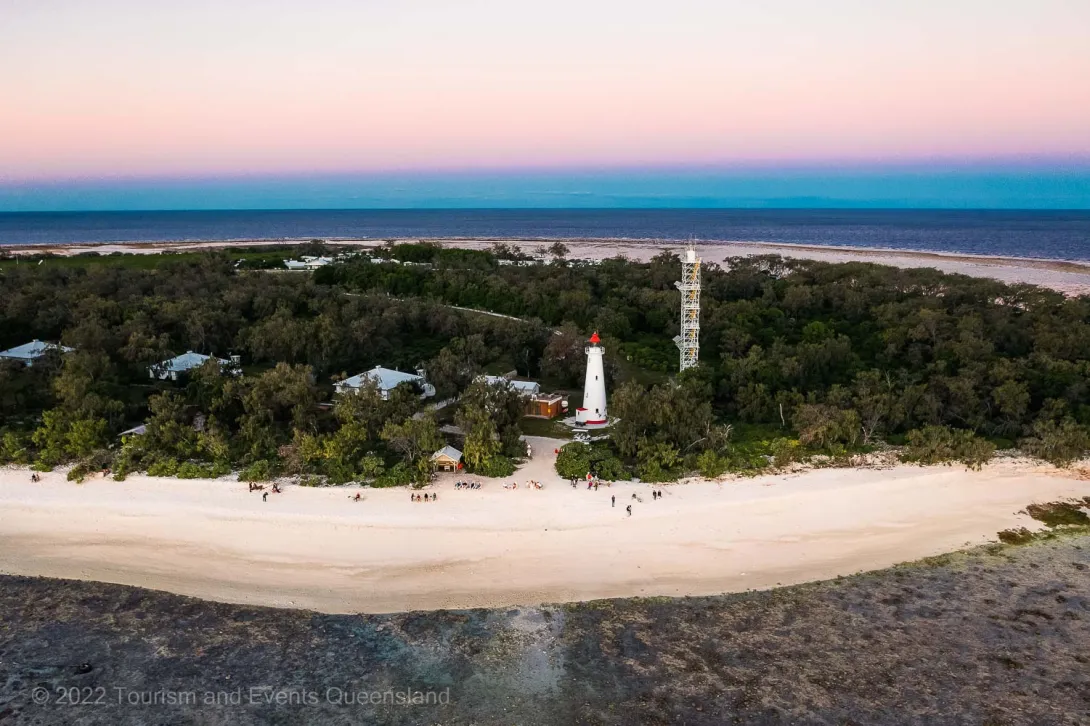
left=626, top=505, right=632, bottom=517
left=611, top=495, right=615, bottom=508
left=262, top=491, right=268, bottom=503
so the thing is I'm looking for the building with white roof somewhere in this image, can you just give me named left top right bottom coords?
left=148, top=351, right=234, bottom=381
left=478, top=374, right=541, bottom=398
left=0, top=340, right=73, bottom=367
left=335, top=365, right=436, bottom=400
left=284, top=256, right=334, bottom=270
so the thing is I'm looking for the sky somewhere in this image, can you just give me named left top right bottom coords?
left=1, top=0, right=1088, bottom=209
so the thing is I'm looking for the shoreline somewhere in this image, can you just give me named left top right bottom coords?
left=5, top=235, right=1090, bottom=295
left=2, top=442, right=1087, bottom=614
left=5, top=234, right=1090, bottom=268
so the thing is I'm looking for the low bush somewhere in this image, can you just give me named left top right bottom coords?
left=373, top=462, right=416, bottom=488
left=240, top=459, right=277, bottom=483
left=472, top=456, right=516, bottom=478
left=901, top=425, right=995, bottom=470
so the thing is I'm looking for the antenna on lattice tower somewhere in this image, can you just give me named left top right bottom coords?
left=672, top=239, right=701, bottom=372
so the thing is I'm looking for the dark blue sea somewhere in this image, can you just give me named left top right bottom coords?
left=1, top=209, right=1089, bottom=261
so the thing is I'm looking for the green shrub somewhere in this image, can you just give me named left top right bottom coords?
left=176, top=461, right=213, bottom=479
left=901, top=425, right=995, bottom=470
left=555, top=443, right=592, bottom=479
left=0, top=430, right=31, bottom=465
left=210, top=460, right=232, bottom=478
left=373, top=462, right=416, bottom=488
left=592, top=454, right=628, bottom=481
left=146, top=457, right=180, bottom=477
left=769, top=438, right=802, bottom=468
left=636, top=440, right=681, bottom=482
left=1019, top=418, right=1090, bottom=468
left=697, top=450, right=728, bottom=479
left=66, top=462, right=93, bottom=482
left=240, top=459, right=277, bottom=482
left=473, top=455, right=516, bottom=478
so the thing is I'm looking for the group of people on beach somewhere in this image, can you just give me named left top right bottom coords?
left=412, top=492, right=437, bottom=502
left=503, top=480, right=544, bottom=490
left=571, top=477, right=611, bottom=490
left=249, top=481, right=281, bottom=502
left=607, top=488, right=666, bottom=516
left=454, top=481, right=481, bottom=490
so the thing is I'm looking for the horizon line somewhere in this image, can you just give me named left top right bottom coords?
left=4, top=207, right=1090, bottom=215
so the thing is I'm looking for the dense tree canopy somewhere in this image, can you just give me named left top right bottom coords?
left=2, top=244, right=1089, bottom=481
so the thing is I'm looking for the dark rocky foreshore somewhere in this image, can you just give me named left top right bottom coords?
left=2, top=536, right=1089, bottom=726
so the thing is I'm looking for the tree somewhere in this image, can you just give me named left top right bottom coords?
left=609, top=380, right=650, bottom=458
left=332, top=378, right=387, bottom=440
left=380, top=415, right=443, bottom=482
left=540, top=324, right=587, bottom=386
left=852, top=370, right=895, bottom=444
left=636, top=439, right=680, bottom=482
left=459, top=404, right=501, bottom=471
left=456, top=378, right=523, bottom=471
left=546, top=242, right=570, bottom=262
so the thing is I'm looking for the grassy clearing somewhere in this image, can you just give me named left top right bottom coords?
left=519, top=416, right=572, bottom=439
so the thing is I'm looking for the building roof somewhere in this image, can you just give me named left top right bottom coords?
left=153, top=351, right=228, bottom=373
left=341, top=366, right=425, bottom=392
left=0, top=340, right=73, bottom=361
left=589, top=331, right=601, bottom=344
left=431, top=446, right=463, bottom=463
left=479, top=375, right=541, bottom=395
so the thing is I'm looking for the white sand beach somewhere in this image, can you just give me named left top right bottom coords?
left=1, top=437, right=1087, bottom=614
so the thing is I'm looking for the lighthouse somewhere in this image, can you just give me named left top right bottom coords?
left=575, top=331, right=608, bottom=426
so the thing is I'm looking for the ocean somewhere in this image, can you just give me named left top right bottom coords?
left=1, top=209, right=1089, bottom=261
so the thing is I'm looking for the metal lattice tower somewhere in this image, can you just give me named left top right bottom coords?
left=673, top=242, right=701, bottom=372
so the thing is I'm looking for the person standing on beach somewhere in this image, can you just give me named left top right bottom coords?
left=262, top=491, right=268, bottom=503
left=611, top=495, right=615, bottom=508
left=626, top=505, right=632, bottom=517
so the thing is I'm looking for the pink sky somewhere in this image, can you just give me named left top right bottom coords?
left=1, top=0, right=1088, bottom=181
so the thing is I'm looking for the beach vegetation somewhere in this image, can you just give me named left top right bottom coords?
left=0, top=429, right=32, bottom=465
left=696, top=449, right=728, bottom=478
left=239, top=459, right=277, bottom=483
left=555, top=442, right=592, bottom=479
left=900, top=425, right=996, bottom=470
left=1018, top=417, right=1090, bottom=468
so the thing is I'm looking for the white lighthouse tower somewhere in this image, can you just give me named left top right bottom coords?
left=575, top=331, right=608, bottom=426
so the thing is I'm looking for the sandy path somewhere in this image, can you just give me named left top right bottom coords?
left=1, top=440, right=1087, bottom=614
